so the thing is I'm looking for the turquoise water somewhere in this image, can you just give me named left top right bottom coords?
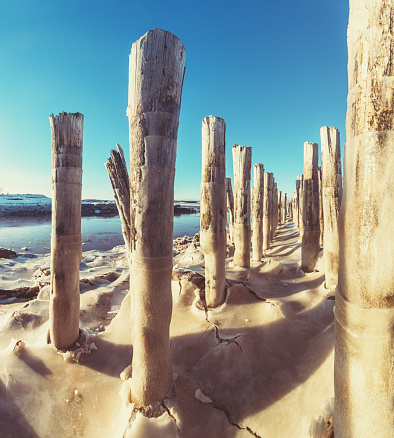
left=0, top=213, right=201, bottom=255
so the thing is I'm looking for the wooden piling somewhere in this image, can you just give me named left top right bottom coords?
left=301, top=142, right=320, bottom=272
left=105, top=143, right=131, bottom=257
left=200, top=116, right=226, bottom=307
left=334, top=2, right=394, bottom=432
left=320, top=126, right=342, bottom=288
left=226, top=177, right=235, bottom=243
left=49, top=111, right=84, bottom=351
left=252, top=163, right=264, bottom=261
left=232, top=145, right=252, bottom=268
left=127, top=29, right=186, bottom=410
left=262, top=171, right=272, bottom=252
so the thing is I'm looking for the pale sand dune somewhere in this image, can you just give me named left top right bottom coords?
left=0, top=221, right=334, bottom=437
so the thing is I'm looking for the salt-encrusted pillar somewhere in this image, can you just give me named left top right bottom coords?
left=127, top=29, right=185, bottom=410
left=271, top=181, right=278, bottom=241
left=320, top=126, right=342, bottom=288
left=335, top=3, right=394, bottom=436
left=297, top=175, right=303, bottom=232
left=294, top=180, right=300, bottom=228
left=226, top=177, right=235, bottom=243
left=318, top=166, right=324, bottom=246
left=232, top=145, right=252, bottom=268
left=49, top=111, right=84, bottom=351
left=252, top=163, right=264, bottom=261
left=200, top=116, right=226, bottom=308
left=301, top=142, right=320, bottom=272
left=262, top=171, right=272, bottom=252
left=281, top=192, right=287, bottom=224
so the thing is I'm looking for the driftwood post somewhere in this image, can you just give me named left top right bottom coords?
left=318, top=166, right=324, bottom=246
left=301, top=142, right=320, bottom=272
left=226, top=177, right=235, bottom=243
left=320, top=126, right=342, bottom=288
left=335, top=2, right=394, bottom=436
left=297, top=175, right=304, bottom=236
left=105, top=144, right=131, bottom=257
left=277, top=191, right=282, bottom=225
left=127, top=29, right=186, bottom=411
left=262, top=171, right=272, bottom=252
left=49, top=112, right=84, bottom=350
left=200, top=116, right=226, bottom=308
left=232, top=145, right=252, bottom=268
left=271, top=181, right=278, bottom=241
left=281, top=192, right=287, bottom=224
left=252, top=163, right=264, bottom=261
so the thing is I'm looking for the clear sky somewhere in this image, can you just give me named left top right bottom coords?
left=0, top=0, right=349, bottom=201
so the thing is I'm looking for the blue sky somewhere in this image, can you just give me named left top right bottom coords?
left=0, top=0, right=349, bottom=201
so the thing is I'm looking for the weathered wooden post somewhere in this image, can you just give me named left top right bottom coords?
left=232, top=145, right=252, bottom=268
left=49, top=111, right=84, bottom=351
left=318, top=166, right=324, bottom=246
left=335, top=2, right=394, bottom=435
left=127, top=29, right=185, bottom=411
left=281, top=192, right=287, bottom=224
left=262, top=171, right=272, bottom=252
left=271, top=181, right=278, bottom=240
left=226, top=177, right=235, bottom=243
left=277, top=191, right=282, bottom=225
left=252, top=163, right=264, bottom=261
left=105, top=144, right=131, bottom=257
left=297, top=175, right=304, bottom=238
left=200, top=116, right=226, bottom=308
left=320, top=126, right=342, bottom=288
left=301, top=142, right=320, bottom=272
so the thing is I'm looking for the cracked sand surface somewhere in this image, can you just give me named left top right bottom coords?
left=0, top=221, right=334, bottom=437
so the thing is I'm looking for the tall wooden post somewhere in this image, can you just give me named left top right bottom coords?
left=335, top=2, right=394, bottom=435
left=252, top=163, right=264, bottom=261
left=277, top=191, right=282, bottom=225
left=226, top=177, right=235, bottom=243
left=105, top=143, right=131, bottom=257
left=127, top=29, right=185, bottom=410
left=262, top=171, right=272, bottom=252
left=232, top=145, right=252, bottom=268
left=281, top=192, right=287, bottom=224
left=271, top=181, right=278, bottom=241
left=297, top=174, right=304, bottom=236
left=200, top=116, right=226, bottom=308
left=318, top=166, right=324, bottom=246
left=49, top=111, right=84, bottom=351
left=301, top=142, right=320, bottom=272
left=320, top=126, right=342, bottom=288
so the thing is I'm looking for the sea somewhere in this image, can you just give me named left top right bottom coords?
left=0, top=207, right=201, bottom=255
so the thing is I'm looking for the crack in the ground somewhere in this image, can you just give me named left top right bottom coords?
left=204, top=309, right=243, bottom=351
left=162, top=401, right=180, bottom=432
left=210, top=402, right=263, bottom=437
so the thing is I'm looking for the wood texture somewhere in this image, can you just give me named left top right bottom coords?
left=105, top=143, right=131, bottom=257
left=232, top=145, right=252, bottom=268
left=127, top=29, right=186, bottom=410
left=49, top=111, right=84, bottom=351
left=301, top=142, right=320, bottom=272
left=320, top=126, right=342, bottom=288
left=252, top=163, right=264, bottom=261
left=200, top=116, right=226, bottom=307
left=226, top=177, right=235, bottom=243
left=335, top=2, right=394, bottom=435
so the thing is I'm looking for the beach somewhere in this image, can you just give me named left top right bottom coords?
left=0, top=220, right=335, bottom=437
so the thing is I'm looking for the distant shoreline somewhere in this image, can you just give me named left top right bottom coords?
left=0, top=195, right=199, bottom=218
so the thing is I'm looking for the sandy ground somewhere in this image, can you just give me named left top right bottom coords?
left=0, top=221, right=335, bottom=437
